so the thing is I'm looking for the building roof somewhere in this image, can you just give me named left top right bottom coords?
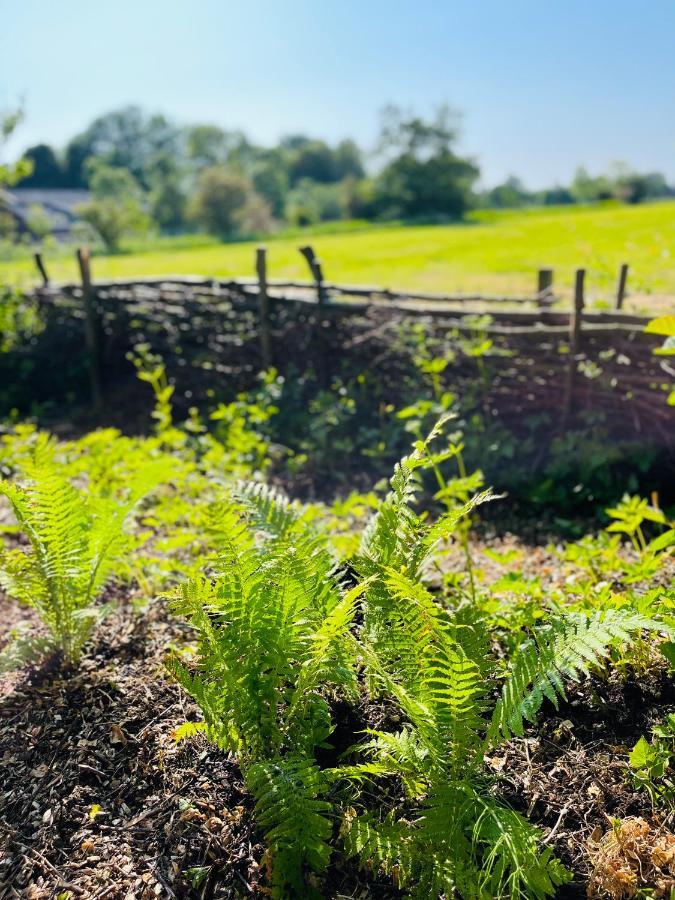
left=1, top=188, right=91, bottom=238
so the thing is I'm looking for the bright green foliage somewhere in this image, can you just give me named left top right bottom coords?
left=341, top=428, right=673, bottom=898
left=0, top=441, right=166, bottom=668
left=169, top=485, right=364, bottom=896
left=629, top=713, right=675, bottom=808
left=487, top=608, right=672, bottom=747
left=605, top=493, right=674, bottom=558
left=128, top=344, right=280, bottom=480
left=355, top=416, right=493, bottom=681
left=128, top=344, right=176, bottom=437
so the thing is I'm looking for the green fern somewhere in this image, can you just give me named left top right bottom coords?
left=487, top=608, right=674, bottom=747
left=342, top=427, right=672, bottom=898
left=344, top=603, right=661, bottom=897
left=169, top=487, right=364, bottom=897
left=246, top=756, right=333, bottom=894
left=0, top=450, right=165, bottom=668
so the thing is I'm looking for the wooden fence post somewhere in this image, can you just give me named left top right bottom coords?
left=536, top=268, right=554, bottom=309
left=34, top=252, right=49, bottom=287
left=314, top=259, right=326, bottom=305
left=570, top=268, right=585, bottom=349
left=256, top=245, right=272, bottom=369
left=299, top=245, right=330, bottom=384
left=76, top=247, right=103, bottom=411
left=615, top=263, right=629, bottom=310
left=299, top=245, right=326, bottom=304
left=562, top=268, right=585, bottom=420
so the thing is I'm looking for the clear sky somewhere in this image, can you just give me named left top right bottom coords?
left=3, top=0, right=675, bottom=188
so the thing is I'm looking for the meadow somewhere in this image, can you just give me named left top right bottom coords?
left=3, top=200, right=675, bottom=310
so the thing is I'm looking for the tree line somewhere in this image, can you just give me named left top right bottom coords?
left=6, top=104, right=675, bottom=250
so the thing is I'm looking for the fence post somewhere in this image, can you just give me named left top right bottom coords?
left=299, top=244, right=326, bottom=304
left=536, top=268, right=554, bottom=309
left=563, top=268, right=585, bottom=420
left=76, top=247, right=103, bottom=411
left=570, top=268, right=585, bottom=349
left=256, top=245, right=272, bottom=369
left=314, top=259, right=326, bottom=305
left=299, top=245, right=330, bottom=384
left=34, top=252, right=49, bottom=287
left=615, top=263, right=629, bottom=310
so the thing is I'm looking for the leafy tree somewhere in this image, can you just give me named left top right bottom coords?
left=0, top=110, right=33, bottom=188
left=76, top=159, right=150, bottom=251
left=485, top=175, right=532, bottom=209
left=150, top=179, right=186, bottom=232
left=570, top=166, right=613, bottom=203
left=334, top=139, right=365, bottom=180
left=285, top=178, right=343, bottom=226
left=640, top=172, right=672, bottom=200
left=340, top=174, right=376, bottom=219
left=609, top=165, right=672, bottom=205
left=62, top=136, right=90, bottom=188
left=16, top=143, right=64, bottom=188
left=236, top=192, right=275, bottom=235
left=279, top=133, right=313, bottom=152
left=24, top=203, right=53, bottom=239
left=185, top=124, right=253, bottom=171
left=374, top=105, right=479, bottom=219
left=146, top=153, right=186, bottom=232
left=187, top=166, right=267, bottom=238
left=251, top=150, right=289, bottom=218
left=69, top=106, right=181, bottom=189
left=0, top=110, right=33, bottom=240
left=537, top=185, right=575, bottom=205
left=185, top=124, right=229, bottom=169
left=289, top=139, right=338, bottom=184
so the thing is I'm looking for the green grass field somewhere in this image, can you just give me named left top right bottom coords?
left=3, top=201, right=675, bottom=310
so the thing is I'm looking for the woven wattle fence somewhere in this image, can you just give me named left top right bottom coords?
left=9, top=246, right=673, bottom=451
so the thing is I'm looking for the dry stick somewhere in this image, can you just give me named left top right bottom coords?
left=562, top=268, right=586, bottom=421
left=33, top=252, right=49, bottom=287
left=76, top=247, right=103, bottom=411
left=256, top=246, right=272, bottom=368
left=536, top=268, right=554, bottom=310
left=615, top=262, right=629, bottom=310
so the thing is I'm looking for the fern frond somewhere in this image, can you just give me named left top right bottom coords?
left=0, top=457, right=163, bottom=666
left=246, top=756, right=333, bottom=892
left=0, top=630, right=56, bottom=674
left=287, top=580, right=365, bottom=725
left=488, top=608, right=672, bottom=748
left=341, top=810, right=414, bottom=884
left=419, top=782, right=570, bottom=899
left=237, top=481, right=302, bottom=538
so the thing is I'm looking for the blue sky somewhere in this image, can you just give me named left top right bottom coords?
left=3, top=0, right=675, bottom=188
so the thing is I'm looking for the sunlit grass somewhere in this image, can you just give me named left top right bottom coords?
left=2, top=201, right=674, bottom=311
